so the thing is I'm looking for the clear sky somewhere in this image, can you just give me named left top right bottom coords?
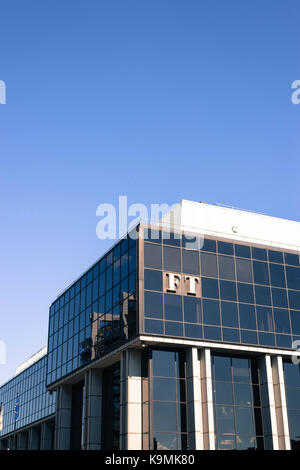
left=0, top=0, right=299, bottom=385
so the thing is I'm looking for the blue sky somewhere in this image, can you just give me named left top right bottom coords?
left=0, top=0, right=299, bottom=384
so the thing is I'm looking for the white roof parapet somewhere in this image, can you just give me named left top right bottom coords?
left=14, top=346, right=47, bottom=376
left=159, top=200, right=300, bottom=252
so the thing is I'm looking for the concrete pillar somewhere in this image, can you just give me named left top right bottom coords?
left=259, top=354, right=279, bottom=450
left=199, top=348, right=215, bottom=450
left=120, top=350, right=142, bottom=450
left=28, top=426, right=41, bottom=450
left=54, top=384, right=72, bottom=450
left=83, top=369, right=103, bottom=450
left=186, top=348, right=203, bottom=450
left=17, top=431, right=28, bottom=450
left=271, top=356, right=291, bottom=450
left=41, top=421, right=54, bottom=450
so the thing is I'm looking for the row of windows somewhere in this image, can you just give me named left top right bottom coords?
left=144, top=243, right=300, bottom=291
left=50, top=235, right=137, bottom=314
left=0, top=358, right=56, bottom=436
left=144, top=292, right=300, bottom=334
left=144, top=230, right=300, bottom=264
left=144, top=319, right=300, bottom=348
left=49, top=272, right=136, bottom=336
left=47, top=237, right=137, bottom=386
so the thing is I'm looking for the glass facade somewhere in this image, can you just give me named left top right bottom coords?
left=143, top=227, right=300, bottom=350
left=143, top=349, right=188, bottom=450
left=0, top=356, right=56, bottom=437
left=283, top=360, right=300, bottom=450
left=46, top=233, right=137, bottom=386
left=212, top=354, right=266, bottom=450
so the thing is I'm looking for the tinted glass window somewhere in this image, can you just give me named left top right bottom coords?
left=200, top=253, right=218, bottom=278
left=164, top=246, right=181, bottom=272
left=144, top=269, right=163, bottom=292
left=182, top=249, right=199, bottom=275
left=236, top=258, right=253, bottom=283
left=218, top=255, right=235, bottom=280
left=144, top=243, right=162, bottom=269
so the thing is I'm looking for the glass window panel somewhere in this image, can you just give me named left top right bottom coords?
left=286, top=266, right=300, bottom=291
left=285, top=253, right=300, bottom=267
left=153, top=378, right=177, bottom=401
left=288, top=290, right=300, bottom=310
left=290, top=310, right=300, bottom=335
left=232, top=358, right=250, bottom=383
left=152, top=350, right=176, bottom=377
left=273, top=308, right=290, bottom=334
left=236, top=258, right=253, bottom=283
left=215, top=406, right=235, bottom=434
left=144, top=291, right=163, bottom=319
left=241, top=330, right=258, bottom=345
left=218, top=241, right=234, bottom=255
left=164, top=294, right=182, bottom=322
left=145, top=228, right=162, bottom=244
left=201, top=277, right=219, bottom=299
left=214, top=382, right=233, bottom=405
left=221, top=301, right=239, bottom=328
left=276, top=334, right=292, bottom=349
left=252, top=247, right=267, bottom=261
left=253, top=261, right=270, bottom=285
left=218, top=255, right=235, bottom=280
left=182, top=232, right=201, bottom=250
left=239, top=304, right=256, bottom=330
left=258, top=332, right=275, bottom=347
left=144, top=243, right=162, bottom=270
left=163, top=246, right=181, bottom=272
left=269, top=263, right=286, bottom=288
left=222, top=328, right=240, bottom=343
left=235, top=407, right=254, bottom=435
left=200, top=252, right=218, bottom=278
left=144, top=319, right=163, bottom=335
left=144, top=269, right=162, bottom=292
left=182, top=249, right=199, bottom=275
left=271, top=287, right=288, bottom=308
left=213, top=356, right=232, bottom=381
left=234, top=244, right=251, bottom=259
left=284, top=362, right=300, bottom=387
left=237, top=283, right=254, bottom=304
left=201, top=238, right=216, bottom=253
left=220, top=280, right=237, bottom=301
left=153, top=402, right=177, bottom=431
left=204, top=326, right=221, bottom=341
left=165, top=321, right=183, bottom=337
left=183, top=297, right=201, bottom=323
left=202, top=299, right=220, bottom=325
left=256, top=306, right=274, bottom=332
left=268, top=250, right=284, bottom=264
left=255, top=285, right=271, bottom=306
left=234, top=384, right=252, bottom=406
left=162, top=230, right=181, bottom=247
left=287, top=410, right=300, bottom=437
left=184, top=323, right=203, bottom=339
